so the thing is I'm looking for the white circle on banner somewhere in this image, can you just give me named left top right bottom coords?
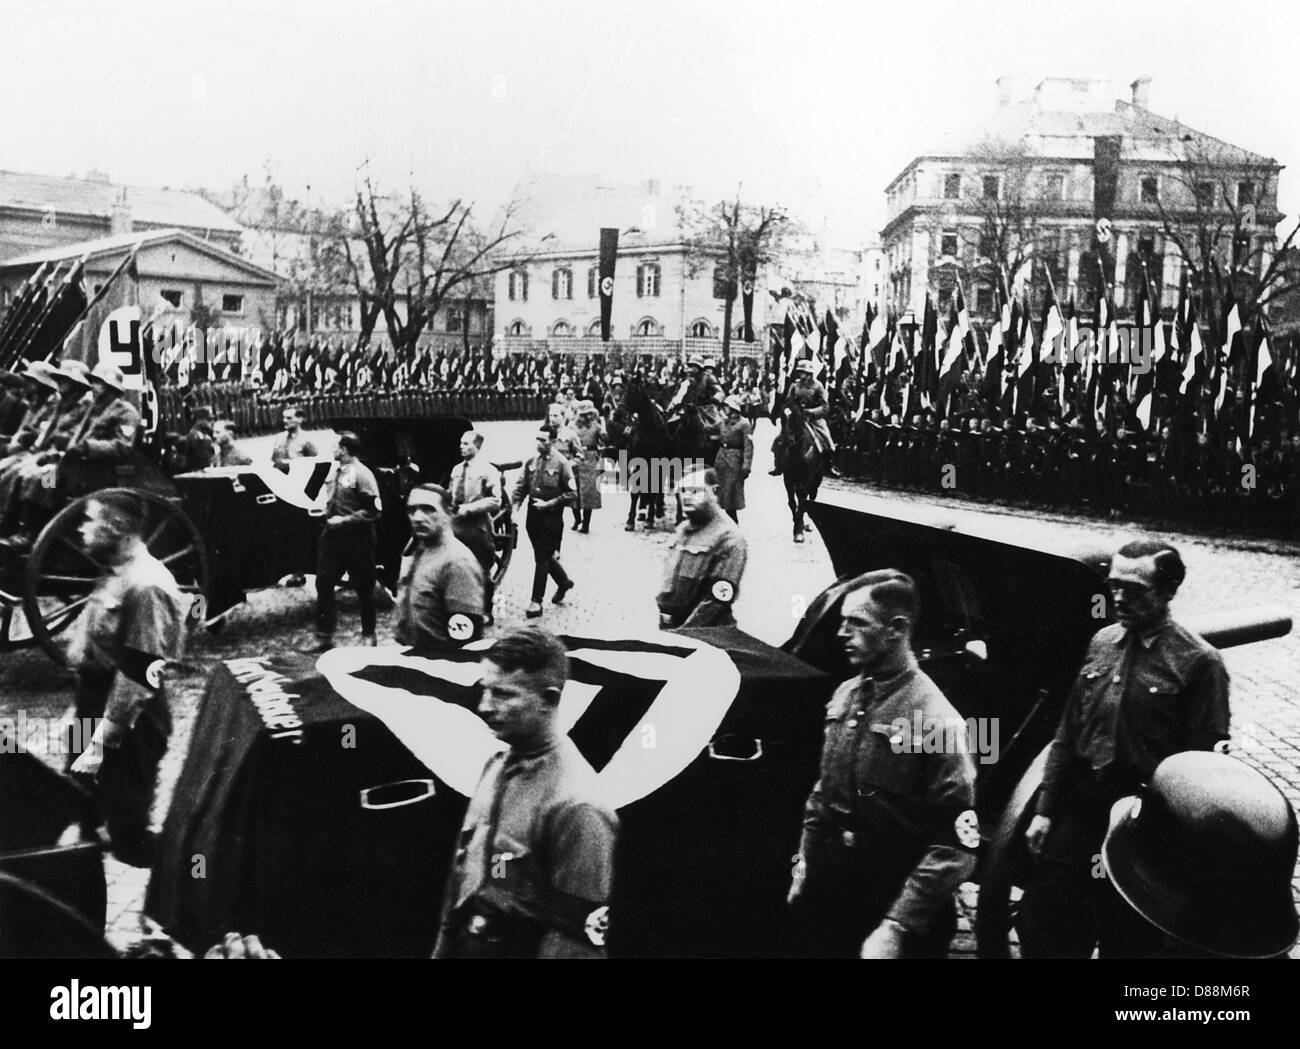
left=711, top=580, right=735, bottom=603
left=447, top=614, right=474, bottom=641
left=955, top=809, right=981, bottom=849
left=1095, top=218, right=1112, bottom=243
left=600, top=277, right=614, bottom=296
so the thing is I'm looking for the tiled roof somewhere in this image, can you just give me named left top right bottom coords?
left=0, top=169, right=244, bottom=234
left=505, top=172, right=689, bottom=255
left=0, top=228, right=280, bottom=283
left=903, top=97, right=1276, bottom=175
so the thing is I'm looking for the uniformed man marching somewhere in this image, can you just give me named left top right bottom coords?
left=789, top=572, right=978, bottom=958
left=656, top=467, right=747, bottom=629
left=65, top=491, right=187, bottom=867
left=433, top=627, right=618, bottom=958
left=306, top=432, right=382, bottom=652
left=714, top=394, right=753, bottom=523
left=512, top=425, right=576, bottom=619
left=394, top=483, right=486, bottom=648
left=447, top=430, right=502, bottom=622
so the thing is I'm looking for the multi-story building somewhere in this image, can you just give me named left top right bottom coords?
left=881, top=77, right=1285, bottom=323
left=0, top=168, right=243, bottom=263
left=494, top=174, right=771, bottom=361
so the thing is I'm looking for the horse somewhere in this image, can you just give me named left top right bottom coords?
left=777, top=402, right=823, bottom=542
left=620, top=379, right=720, bottom=530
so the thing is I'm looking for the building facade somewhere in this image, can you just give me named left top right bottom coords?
left=881, top=77, right=1285, bottom=323
left=0, top=228, right=281, bottom=336
left=494, top=174, right=770, bottom=361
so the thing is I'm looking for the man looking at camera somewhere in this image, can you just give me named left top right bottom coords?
left=655, top=467, right=747, bottom=629
left=394, top=484, right=486, bottom=648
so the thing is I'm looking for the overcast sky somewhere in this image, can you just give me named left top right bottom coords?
left=4, top=0, right=1298, bottom=244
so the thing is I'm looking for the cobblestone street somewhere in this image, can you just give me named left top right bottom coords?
left=6, top=418, right=1298, bottom=957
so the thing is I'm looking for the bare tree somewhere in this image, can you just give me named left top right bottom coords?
left=958, top=137, right=1054, bottom=295
left=336, top=169, right=528, bottom=358
left=1151, top=139, right=1300, bottom=326
left=678, top=191, right=790, bottom=366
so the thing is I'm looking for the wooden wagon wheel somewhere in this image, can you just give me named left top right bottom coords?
left=23, top=488, right=210, bottom=666
left=973, top=745, right=1051, bottom=959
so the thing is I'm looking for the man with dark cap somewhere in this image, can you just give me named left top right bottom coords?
left=1017, top=537, right=1230, bottom=958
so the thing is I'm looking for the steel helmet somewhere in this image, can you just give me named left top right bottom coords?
left=1102, top=751, right=1299, bottom=958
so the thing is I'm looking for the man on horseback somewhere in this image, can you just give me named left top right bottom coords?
left=666, top=355, right=721, bottom=425
left=771, top=359, right=840, bottom=478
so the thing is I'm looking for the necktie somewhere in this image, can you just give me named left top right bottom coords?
left=455, top=464, right=467, bottom=508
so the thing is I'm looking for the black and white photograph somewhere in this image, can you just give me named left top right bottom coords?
left=1, top=0, right=1299, bottom=1018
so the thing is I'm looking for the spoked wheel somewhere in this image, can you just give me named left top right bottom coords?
left=973, top=745, right=1051, bottom=959
left=23, top=488, right=210, bottom=666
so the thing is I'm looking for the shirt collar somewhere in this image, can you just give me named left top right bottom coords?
left=503, top=737, right=557, bottom=775
left=1126, top=618, right=1171, bottom=649
left=857, top=648, right=920, bottom=700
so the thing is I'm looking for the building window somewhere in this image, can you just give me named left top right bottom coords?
left=587, top=266, right=599, bottom=298
left=552, top=319, right=573, bottom=337
left=507, top=320, right=529, bottom=337
left=1137, top=234, right=1156, bottom=260
left=552, top=267, right=573, bottom=300
left=1237, top=180, right=1256, bottom=205
left=587, top=318, right=603, bottom=336
left=633, top=317, right=661, bottom=337
left=689, top=319, right=714, bottom=338
left=1195, top=181, right=1215, bottom=208
left=160, top=289, right=183, bottom=308
left=978, top=231, right=998, bottom=260
left=446, top=306, right=464, bottom=333
left=940, top=231, right=959, bottom=258
left=975, top=286, right=994, bottom=314
left=222, top=294, right=244, bottom=314
left=1044, top=173, right=1064, bottom=201
left=508, top=270, right=529, bottom=302
left=944, top=173, right=962, bottom=200
left=938, top=287, right=953, bottom=313
left=636, top=262, right=661, bottom=298
left=982, top=175, right=1000, bottom=200
left=1140, top=176, right=1159, bottom=204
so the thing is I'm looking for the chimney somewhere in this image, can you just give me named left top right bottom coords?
left=110, top=189, right=133, bottom=236
left=1130, top=75, right=1151, bottom=110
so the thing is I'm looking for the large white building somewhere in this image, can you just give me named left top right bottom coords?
left=494, top=174, right=771, bottom=360
left=881, top=77, right=1285, bottom=323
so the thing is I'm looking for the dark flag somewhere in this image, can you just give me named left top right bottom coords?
left=741, top=264, right=757, bottom=343
left=598, top=227, right=619, bottom=342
